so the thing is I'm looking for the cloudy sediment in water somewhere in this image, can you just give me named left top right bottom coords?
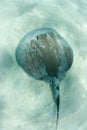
left=0, top=0, right=87, bottom=130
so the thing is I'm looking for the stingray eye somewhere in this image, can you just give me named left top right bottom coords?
left=16, top=28, right=74, bottom=129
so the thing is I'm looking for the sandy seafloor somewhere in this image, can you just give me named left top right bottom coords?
left=0, top=0, right=87, bottom=130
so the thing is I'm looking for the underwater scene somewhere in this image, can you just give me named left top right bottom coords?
left=0, top=0, right=87, bottom=130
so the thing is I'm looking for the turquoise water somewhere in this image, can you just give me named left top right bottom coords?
left=0, top=0, right=87, bottom=130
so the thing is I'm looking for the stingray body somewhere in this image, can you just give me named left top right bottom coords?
left=16, top=28, right=73, bottom=129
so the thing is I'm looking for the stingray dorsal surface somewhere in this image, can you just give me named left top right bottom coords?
left=16, top=28, right=73, bottom=82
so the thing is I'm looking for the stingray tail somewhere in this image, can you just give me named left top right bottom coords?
left=50, top=79, right=60, bottom=130
left=56, top=86, right=60, bottom=130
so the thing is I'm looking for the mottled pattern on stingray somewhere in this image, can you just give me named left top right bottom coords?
left=24, top=39, right=47, bottom=79
left=35, top=32, right=61, bottom=77
left=16, top=28, right=73, bottom=81
left=63, top=44, right=73, bottom=70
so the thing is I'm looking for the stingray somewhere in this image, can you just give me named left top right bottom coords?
left=16, top=28, right=73, bottom=130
